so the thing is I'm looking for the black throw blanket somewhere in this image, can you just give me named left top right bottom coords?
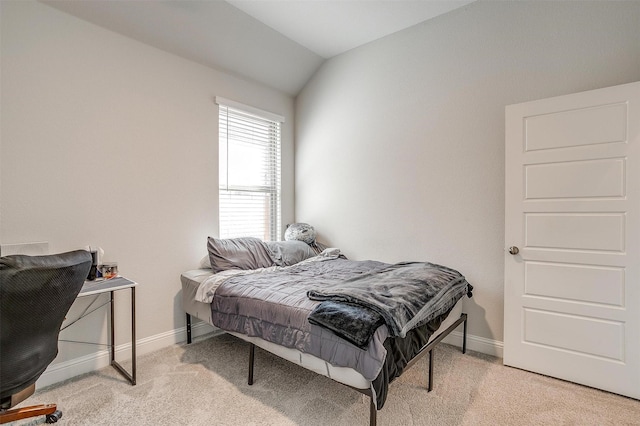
left=308, top=301, right=385, bottom=349
left=308, top=261, right=472, bottom=349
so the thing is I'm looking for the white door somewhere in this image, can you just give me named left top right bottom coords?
left=504, top=81, right=640, bottom=399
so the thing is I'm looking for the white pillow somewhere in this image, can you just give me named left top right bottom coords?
left=199, top=255, right=211, bottom=269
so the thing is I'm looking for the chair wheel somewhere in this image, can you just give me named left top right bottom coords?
left=46, top=410, right=62, bottom=423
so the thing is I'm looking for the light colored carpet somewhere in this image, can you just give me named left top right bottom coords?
left=16, top=334, right=640, bottom=425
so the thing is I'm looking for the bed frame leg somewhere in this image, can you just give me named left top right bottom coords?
left=369, top=397, right=377, bottom=426
left=186, top=313, right=192, bottom=344
left=248, top=343, right=255, bottom=385
left=462, top=313, right=468, bottom=354
left=427, top=348, right=434, bottom=392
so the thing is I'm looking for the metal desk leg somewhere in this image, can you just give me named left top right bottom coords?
left=109, top=287, right=137, bottom=385
left=131, top=287, right=136, bottom=383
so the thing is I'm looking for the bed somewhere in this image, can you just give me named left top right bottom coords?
left=181, top=237, right=472, bottom=426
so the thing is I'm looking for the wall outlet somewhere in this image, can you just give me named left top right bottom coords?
left=0, top=242, right=49, bottom=256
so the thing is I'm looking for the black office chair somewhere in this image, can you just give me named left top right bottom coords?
left=0, top=250, right=91, bottom=424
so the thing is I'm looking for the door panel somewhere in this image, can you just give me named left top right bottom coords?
left=504, top=81, right=640, bottom=399
left=523, top=309, right=624, bottom=360
left=525, top=213, right=625, bottom=252
left=525, top=102, right=627, bottom=151
left=525, top=158, right=625, bottom=199
left=524, top=261, right=625, bottom=306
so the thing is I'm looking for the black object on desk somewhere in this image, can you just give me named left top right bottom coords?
left=87, top=251, right=98, bottom=281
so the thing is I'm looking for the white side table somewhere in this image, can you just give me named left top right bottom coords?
left=62, top=276, right=137, bottom=385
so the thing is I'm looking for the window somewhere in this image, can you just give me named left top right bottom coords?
left=216, top=97, right=283, bottom=241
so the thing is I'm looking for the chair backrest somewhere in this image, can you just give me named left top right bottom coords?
left=0, top=250, right=92, bottom=400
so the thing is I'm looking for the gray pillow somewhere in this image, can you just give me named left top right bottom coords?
left=265, top=240, right=317, bottom=266
left=207, top=237, right=275, bottom=274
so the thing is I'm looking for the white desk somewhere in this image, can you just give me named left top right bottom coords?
left=62, top=276, right=137, bottom=385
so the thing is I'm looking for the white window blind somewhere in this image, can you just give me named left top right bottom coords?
left=217, top=98, right=282, bottom=241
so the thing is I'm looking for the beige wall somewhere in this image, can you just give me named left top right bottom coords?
left=0, top=1, right=295, bottom=376
left=295, top=0, right=640, bottom=353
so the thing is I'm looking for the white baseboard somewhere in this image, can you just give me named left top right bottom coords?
left=37, top=321, right=218, bottom=388
left=441, top=330, right=504, bottom=358
left=38, top=323, right=501, bottom=389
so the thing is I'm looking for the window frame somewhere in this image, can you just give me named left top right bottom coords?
left=216, top=97, right=284, bottom=241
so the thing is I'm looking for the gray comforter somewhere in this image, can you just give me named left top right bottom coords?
left=211, top=258, right=390, bottom=381
left=210, top=257, right=470, bottom=384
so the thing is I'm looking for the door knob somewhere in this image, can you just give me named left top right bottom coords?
left=508, top=246, right=519, bottom=255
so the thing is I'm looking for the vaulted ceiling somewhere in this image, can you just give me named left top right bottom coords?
left=41, top=1, right=474, bottom=95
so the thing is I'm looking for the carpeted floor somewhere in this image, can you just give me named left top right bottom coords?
left=16, top=334, right=640, bottom=425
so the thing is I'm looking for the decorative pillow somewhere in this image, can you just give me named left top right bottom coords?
left=207, top=237, right=274, bottom=274
left=284, top=223, right=317, bottom=245
left=265, top=240, right=317, bottom=267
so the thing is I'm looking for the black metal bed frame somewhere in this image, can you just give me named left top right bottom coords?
left=186, top=312, right=467, bottom=426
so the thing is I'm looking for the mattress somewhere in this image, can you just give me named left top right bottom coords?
left=181, top=268, right=464, bottom=390
left=181, top=269, right=214, bottom=324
